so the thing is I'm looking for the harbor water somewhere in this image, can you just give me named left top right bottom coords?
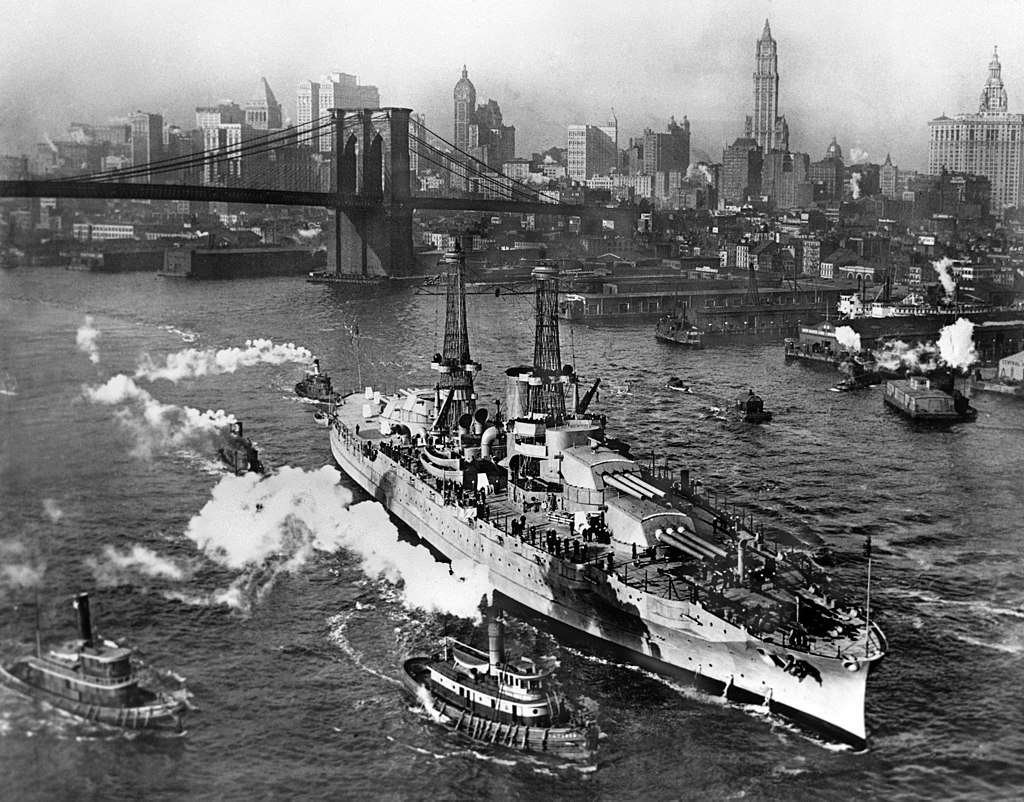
left=1, top=267, right=1023, bottom=800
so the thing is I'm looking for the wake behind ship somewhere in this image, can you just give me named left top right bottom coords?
left=327, top=244, right=886, bottom=748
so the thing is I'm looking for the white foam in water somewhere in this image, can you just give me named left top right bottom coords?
left=135, top=338, right=313, bottom=383
left=184, top=466, right=492, bottom=618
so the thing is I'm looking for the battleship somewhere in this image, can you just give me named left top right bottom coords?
left=328, top=245, right=886, bottom=748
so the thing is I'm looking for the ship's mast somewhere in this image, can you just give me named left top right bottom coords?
left=526, top=261, right=566, bottom=421
left=431, top=240, right=480, bottom=431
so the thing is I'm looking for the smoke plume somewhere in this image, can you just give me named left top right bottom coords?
left=937, top=318, right=978, bottom=371
left=135, top=338, right=313, bottom=383
left=850, top=172, right=862, bottom=200
left=872, top=339, right=940, bottom=373
left=76, top=316, right=101, bottom=364
left=931, top=257, right=957, bottom=298
left=685, top=162, right=714, bottom=185
left=834, top=326, right=862, bottom=352
left=184, top=466, right=491, bottom=617
left=850, top=147, right=870, bottom=164
left=86, top=544, right=187, bottom=587
left=84, top=374, right=239, bottom=459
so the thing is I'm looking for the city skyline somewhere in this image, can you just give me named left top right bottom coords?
left=3, top=0, right=1024, bottom=170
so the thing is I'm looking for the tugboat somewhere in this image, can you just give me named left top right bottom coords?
left=295, top=358, right=341, bottom=404
left=735, top=389, right=773, bottom=423
left=328, top=248, right=886, bottom=748
left=883, top=374, right=977, bottom=423
left=402, top=618, right=598, bottom=758
left=0, top=593, right=187, bottom=730
left=217, top=421, right=264, bottom=474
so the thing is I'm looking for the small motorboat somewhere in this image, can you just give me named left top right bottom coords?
left=402, top=619, right=598, bottom=759
left=295, top=358, right=341, bottom=404
left=0, top=593, right=187, bottom=731
left=312, top=409, right=330, bottom=427
left=666, top=377, right=693, bottom=393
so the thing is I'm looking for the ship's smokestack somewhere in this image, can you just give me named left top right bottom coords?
left=736, top=540, right=745, bottom=583
left=73, top=592, right=94, bottom=648
left=487, top=616, right=505, bottom=667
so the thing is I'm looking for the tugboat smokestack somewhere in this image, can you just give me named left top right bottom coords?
left=487, top=616, right=505, bottom=668
left=73, top=592, right=94, bottom=648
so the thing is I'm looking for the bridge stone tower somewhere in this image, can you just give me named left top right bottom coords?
left=327, top=107, right=415, bottom=278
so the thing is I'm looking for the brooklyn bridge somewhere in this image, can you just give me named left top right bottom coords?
left=0, top=108, right=637, bottom=276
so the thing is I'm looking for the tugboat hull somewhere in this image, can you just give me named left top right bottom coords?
left=401, top=657, right=596, bottom=757
left=0, top=663, right=185, bottom=731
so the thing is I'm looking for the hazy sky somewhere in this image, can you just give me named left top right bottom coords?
left=2, top=0, right=1023, bottom=170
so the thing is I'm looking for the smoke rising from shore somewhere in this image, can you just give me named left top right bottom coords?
left=932, top=258, right=957, bottom=298
left=834, top=326, right=861, bottom=352
left=937, top=318, right=978, bottom=370
left=184, top=466, right=491, bottom=618
left=135, top=338, right=313, bottom=383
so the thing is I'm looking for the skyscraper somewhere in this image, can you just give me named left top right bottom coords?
left=928, top=47, right=1024, bottom=210
left=128, top=111, right=163, bottom=182
left=744, top=19, right=789, bottom=153
left=453, top=66, right=477, bottom=155
left=244, top=77, right=283, bottom=131
left=642, top=116, right=691, bottom=175
left=721, top=137, right=762, bottom=204
left=880, top=154, right=899, bottom=199
left=567, top=125, right=617, bottom=181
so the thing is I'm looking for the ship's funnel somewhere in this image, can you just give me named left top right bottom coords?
left=457, top=412, right=473, bottom=435
left=487, top=616, right=505, bottom=667
left=73, top=592, right=94, bottom=648
left=232, top=421, right=243, bottom=438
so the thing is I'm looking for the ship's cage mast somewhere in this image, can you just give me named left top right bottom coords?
left=431, top=241, right=480, bottom=431
left=527, top=261, right=566, bottom=420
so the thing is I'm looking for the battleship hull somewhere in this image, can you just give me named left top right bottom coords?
left=330, top=415, right=878, bottom=748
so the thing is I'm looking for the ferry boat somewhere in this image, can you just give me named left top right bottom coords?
left=327, top=248, right=886, bottom=748
left=217, top=421, right=264, bottom=474
left=295, top=358, right=341, bottom=404
left=402, top=618, right=598, bottom=757
left=0, top=593, right=187, bottom=730
left=883, top=376, right=977, bottom=423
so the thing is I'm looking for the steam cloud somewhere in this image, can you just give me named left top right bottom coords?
left=834, top=325, right=862, bottom=352
left=931, top=257, right=957, bottom=298
left=84, top=374, right=239, bottom=459
left=872, top=339, right=940, bottom=373
left=0, top=541, right=45, bottom=590
left=135, top=339, right=313, bottom=383
left=685, top=162, right=714, bottom=185
left=184, top=466, right=492, bottom=617
left=937, top=318, right=978, bottom=370
left=86, top=544, right=187, bottom=587
left=850, top=147, right=869, bottom=164
left=76, top=316, right=101, bottom=364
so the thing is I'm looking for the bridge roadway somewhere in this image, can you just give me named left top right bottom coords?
left=0, top=180, right=632, bottom=221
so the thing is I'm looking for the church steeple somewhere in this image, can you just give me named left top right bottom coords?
left=979, top=46, right=1008, bottom=113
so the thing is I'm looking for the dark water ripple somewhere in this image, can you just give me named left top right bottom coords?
left=1, top=267, right=1023, bottom=800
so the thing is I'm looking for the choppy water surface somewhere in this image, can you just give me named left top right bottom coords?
left=1, top=267, right=1022, bottom=801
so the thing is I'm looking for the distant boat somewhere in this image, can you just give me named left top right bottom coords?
left=655, top=314, right=704, bottom=348
left=402, top=618, right=598, bottom=759
left=735, top=390, right=773, bottom=423
left=0, top=592, right=187, bottom=730
left=666, top=377, right=693, bottom=393
left=883, top=376, right=977, bottom=423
